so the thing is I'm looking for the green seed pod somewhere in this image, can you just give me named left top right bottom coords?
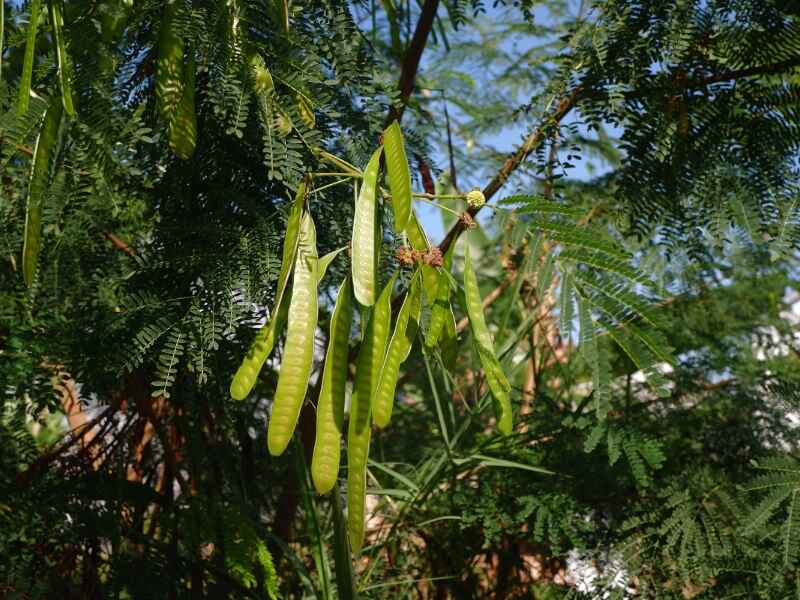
left=463, top=244, right=513, bottom=434
left=268, top=212, right=319, bottom=456
left=23, top=98, right=63, bottom=287
left=352, top=147, right=382, bottom=306
left=348, top=272, right=397, bottom=553
left=169, top=51, right=197, bottom=159
left=296, top=93, right=315, bottom=129
left=49, top=0, right=76, bottom=117
left=440, top=302, right=459, bottom=366
left=311, top=278, right=353, bottom=494
left=373, top=272, right=422, bottom=428
left=383, top=121, right=411, bottom=233
left=425, top=244, right=456, bottom=348
left=249, top=52, right=275, bottom=97
left=155, top=1, right=184, bottom=126
left=18, top=0, right=43, bottom=117
left=230, top=182, right=306, bottom=400
left=316, top=246, right=347, bottom=284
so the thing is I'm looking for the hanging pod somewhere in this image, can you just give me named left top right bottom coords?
left=169, top=52, right=197, bottom=159
left=18, top=0, right=43, bottom=117
left=425, top=244, right=456, bottom=349
left=267, top=212, right=319, bottom=456
left=311, top=278, right=353, bottom=494
left=22, top=98, right=64, bottom=287
left=49, top=0, right=76, bottom=117
left=230, top=182, right=306, bottom=400
left=348, top=272, right=397, bottom=553
left=463, top=244, right=513, bottom=435
left=373, top=271, right=422, bottom=428
left=352, top=147, right=382, bottom=306
left=383, top=121, right=411, bottom=233
left=155, top=0, right=184, bottom=125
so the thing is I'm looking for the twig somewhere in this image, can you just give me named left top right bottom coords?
left=385, top=0, right=441, bottom=126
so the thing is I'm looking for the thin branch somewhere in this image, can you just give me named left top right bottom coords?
left=438, top=87, right=583, bottom=256
left=385, top=0, right=441, bottom=126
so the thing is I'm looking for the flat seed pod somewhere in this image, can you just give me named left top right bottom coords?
left=249, top=52, right=275, bottom=97
left=316, top=246, right=347, bottom=284
left=22, top=99, right=63, bottom=287
left=352, top=147, right=382, bottom=306
left=311, top=278, right=353, bottom=494
left=18, top=0, right=43, bottom=117
left=348, top=272, right=397, bottom=553
left=268, top=212, right=319, bottom=456
left=230, top=182, right=306, bottom=400
left=383, top=121, right=411, bottom=233
left=373, top=272, right=422, bottom=428
left=425, top=243, right=455, bottom=348
left=169, top=52, right=197, bottom=159
left=49, top=0, right=76, bottom=117
left=155, top=1, right=184, bottom=125
left=440, top=302, right=459, bottom=366
left=296, top=93, right=315, bottom=129
left=464, top=244, right=513, bottom=434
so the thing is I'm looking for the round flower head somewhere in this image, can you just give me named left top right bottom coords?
left=466, top=188, right=485, bottom=209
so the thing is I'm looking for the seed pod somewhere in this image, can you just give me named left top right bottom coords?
left=373, top=272, right=422, bottom=428
left=23, top=98, right=63, bottom=287
left=18, top=0, right=43, bottom=117
left=296, top=93, right=315, bottom=129
left=352, top=147, right=382, bottom=306
left=383, top=121, right=411, bottom=233
left=249, top=53, right=275, bottom=97
left=348, top=272, right=397, bottom=553
left=440, top=302, right=459, bottom=366
left=463, top=245, right=513, bottom=434
left=169, top=52, right=196, bottom=159
left=311, top=278, right=353, bottom=494
left=230, top=182, right=306, bottom=400
left=316, top=246, right=347, bottom=284
left=155, top=1, right=184, bottom=126
left=268, top=212, right=319, bottom=456
left=49, top=0, right=76, bottom=117
left=425, top=244, right=455, bottom=349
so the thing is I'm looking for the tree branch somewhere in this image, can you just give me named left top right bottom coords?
left=438, top=86, right=583, bottom=256
left=385, top=0, right=441, bottom=126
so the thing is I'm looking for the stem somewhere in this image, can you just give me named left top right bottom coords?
left=414, top=196, right=461, bottom=216
left=311, top=171, right=362, bottom=178
left=312, top=178, right=352, bottom=194
left=412, top=192, right=464, bottom=200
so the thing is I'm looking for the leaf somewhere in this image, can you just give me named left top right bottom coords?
left=383, top=121, right=411, bottom=233
left=452, top=454, right=555, bottom=476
